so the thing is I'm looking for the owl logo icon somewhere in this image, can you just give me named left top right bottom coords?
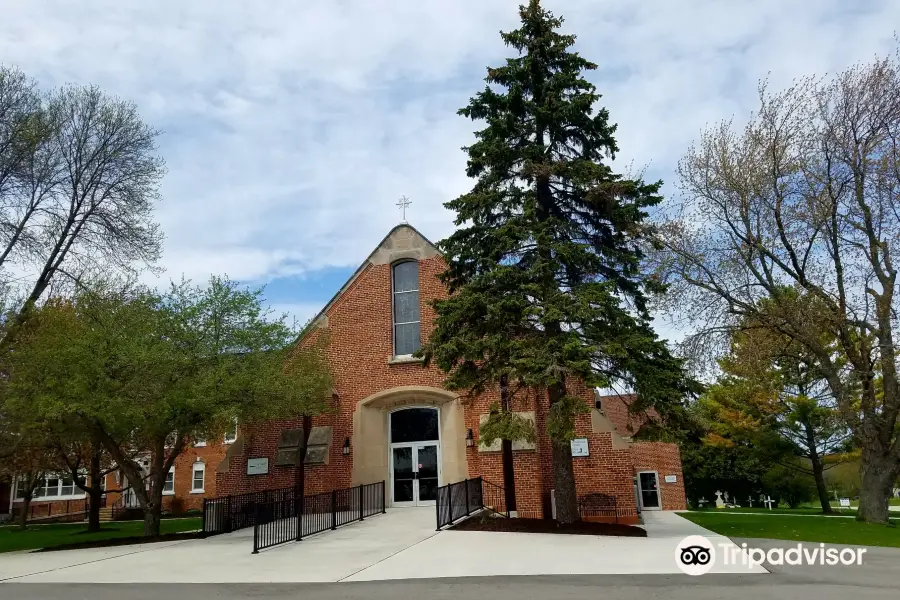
left=676, top=535, right=715, bottom=575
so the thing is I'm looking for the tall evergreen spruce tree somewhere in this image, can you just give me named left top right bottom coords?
left=422, top=0, right=693, bottom=523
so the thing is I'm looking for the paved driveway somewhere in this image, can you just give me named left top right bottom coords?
left=0, top=509, right=765, bottom=583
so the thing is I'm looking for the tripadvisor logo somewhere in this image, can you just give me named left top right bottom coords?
left=676, top=535, right=868, bottom=575
left=676, top=535, right=715, bottom=575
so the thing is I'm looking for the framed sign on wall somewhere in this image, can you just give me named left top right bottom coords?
left=247, top=457, right=269, bottom=476
left=570, top=438, right=589, bottom=457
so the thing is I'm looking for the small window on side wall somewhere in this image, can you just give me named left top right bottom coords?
left=163, top=469, right=174, bottom=494
left=392, top=261, right=420, bottom=356
left=192, top=463, right=205, bottom=492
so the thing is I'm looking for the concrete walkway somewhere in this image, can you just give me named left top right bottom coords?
left=0, top=508, right=437, bottom=583
left=0, top=509, right=765, bottom=583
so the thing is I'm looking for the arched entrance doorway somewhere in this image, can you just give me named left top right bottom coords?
left=389, top=407, right=441, bottom=507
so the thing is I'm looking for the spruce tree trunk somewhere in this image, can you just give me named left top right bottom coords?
left=551, top=438, right=578, bottom=524
left=500, top=375, right=517, bottom=513
left=549, top=383, right=579, bottom=524
left=857, top=453, right=895, bottom=524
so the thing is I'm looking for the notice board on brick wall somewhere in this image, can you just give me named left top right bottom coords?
left=570, top=438, right=589, bottom=457
left=247, top=457, right=269, bottom=475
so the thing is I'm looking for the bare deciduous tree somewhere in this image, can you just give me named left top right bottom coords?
left=0, top=66, right=164, bottom=338
left=655, top=47, right=900, bottom=523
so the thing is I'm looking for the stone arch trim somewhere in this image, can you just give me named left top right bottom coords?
left=357, top=385, right=459, bottom=410
left=351, top=386, right=467, bottom=489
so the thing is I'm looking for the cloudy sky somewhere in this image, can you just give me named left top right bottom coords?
left=2, top=0, right=898, bottom=329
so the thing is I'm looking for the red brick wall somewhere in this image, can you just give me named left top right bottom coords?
left=629, top=441, right=687, bottom=510
left=216, top=253, right=545, bottom=510
left=215, top=238, right=681, bottom=521
left=216, top=412, right=345, bottom=497
left=568, top=383, right=640, bottom=522
left=464, top=387, right=547, bottom=519
left=168, top=442, right=230, bottom=511
left=101, top=442, right=230, bottom=514
left=217, top=255, right=453, bottom=497
left=11, top=498, right=88, bottom=518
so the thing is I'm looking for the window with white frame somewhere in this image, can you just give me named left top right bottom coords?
left=392, top=261, right=420, bottom=356
left=14, top=474, right=87, bottom=500
left=163, top=468, right=175, bottom=495
left=224, top=418, right=237, bottom=444
left=191, top=462, right=205, bottom=493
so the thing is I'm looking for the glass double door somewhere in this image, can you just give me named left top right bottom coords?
left=638, top=471, right=661, bottom=510
left=391, top=443, right=439, bottom=506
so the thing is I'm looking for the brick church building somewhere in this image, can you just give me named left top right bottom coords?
left=214, top=223, right=686, bottom=522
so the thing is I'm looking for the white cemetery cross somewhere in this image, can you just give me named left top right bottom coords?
left=747, top=495, right=753, bottom=508
left=723, top=490, right=730, bottom=503
left=396, top=195, right=411, bottom=222
left=714, top=490, right=725, bottom=508
left=763, top=495, right=775, bottom=510
left=698, top=497, right=708, bottom=508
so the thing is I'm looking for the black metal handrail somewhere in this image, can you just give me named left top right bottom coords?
left=435, top=477, right=508, bottom=530
left=577, top=492, right=619, bottom=523
left=480, top=478, right=509, bottom=517
left=252, top=481, right=385, bottom=553
left=202, top=486, right=295, bottom=536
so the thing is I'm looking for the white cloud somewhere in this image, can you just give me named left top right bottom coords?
left=2, top=0, right=898, bottom=325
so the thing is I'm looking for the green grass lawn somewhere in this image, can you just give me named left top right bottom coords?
left=690, top=506, right=859, bottom=516
left=0, top=518, right=202, bottom=553
left=679, top=511, right=900, bottom=548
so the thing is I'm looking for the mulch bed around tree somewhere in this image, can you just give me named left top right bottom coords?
left=35, top=531, right=202, bottom=553
left=449, top=516, right=647, bottom=537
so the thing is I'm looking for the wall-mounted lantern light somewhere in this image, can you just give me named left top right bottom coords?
left=466, top=428, right=474, bottom=447
left=342, top=437, right=351, bottom=455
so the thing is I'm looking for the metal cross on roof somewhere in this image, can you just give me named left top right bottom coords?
left=396, top=195, right=411, bottom=222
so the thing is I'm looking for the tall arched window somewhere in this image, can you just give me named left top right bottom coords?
left=392, top=260, right=420, bottom=356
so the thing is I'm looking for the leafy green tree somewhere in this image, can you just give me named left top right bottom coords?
left=700, top=296, right=850, bottom=514
left=2, top=278, right=333, bottom=536
left=50, top=432, right=117, bottom=533
left=0, top=436, right=55, bottom=529
left=763, top=463, right=817, bottom=508
left=679, top=439, right=770, bottom=507
left=421, top=0, right=695, bottom=523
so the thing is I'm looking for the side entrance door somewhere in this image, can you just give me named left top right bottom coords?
left=391, top=442, right=440, bottom=507
left=638, top=471, right=661, bottom=511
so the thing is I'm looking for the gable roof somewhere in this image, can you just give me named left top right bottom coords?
left=296, top=222, right=440, bottom=343
left=595, top=392, right=658, bottom=437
